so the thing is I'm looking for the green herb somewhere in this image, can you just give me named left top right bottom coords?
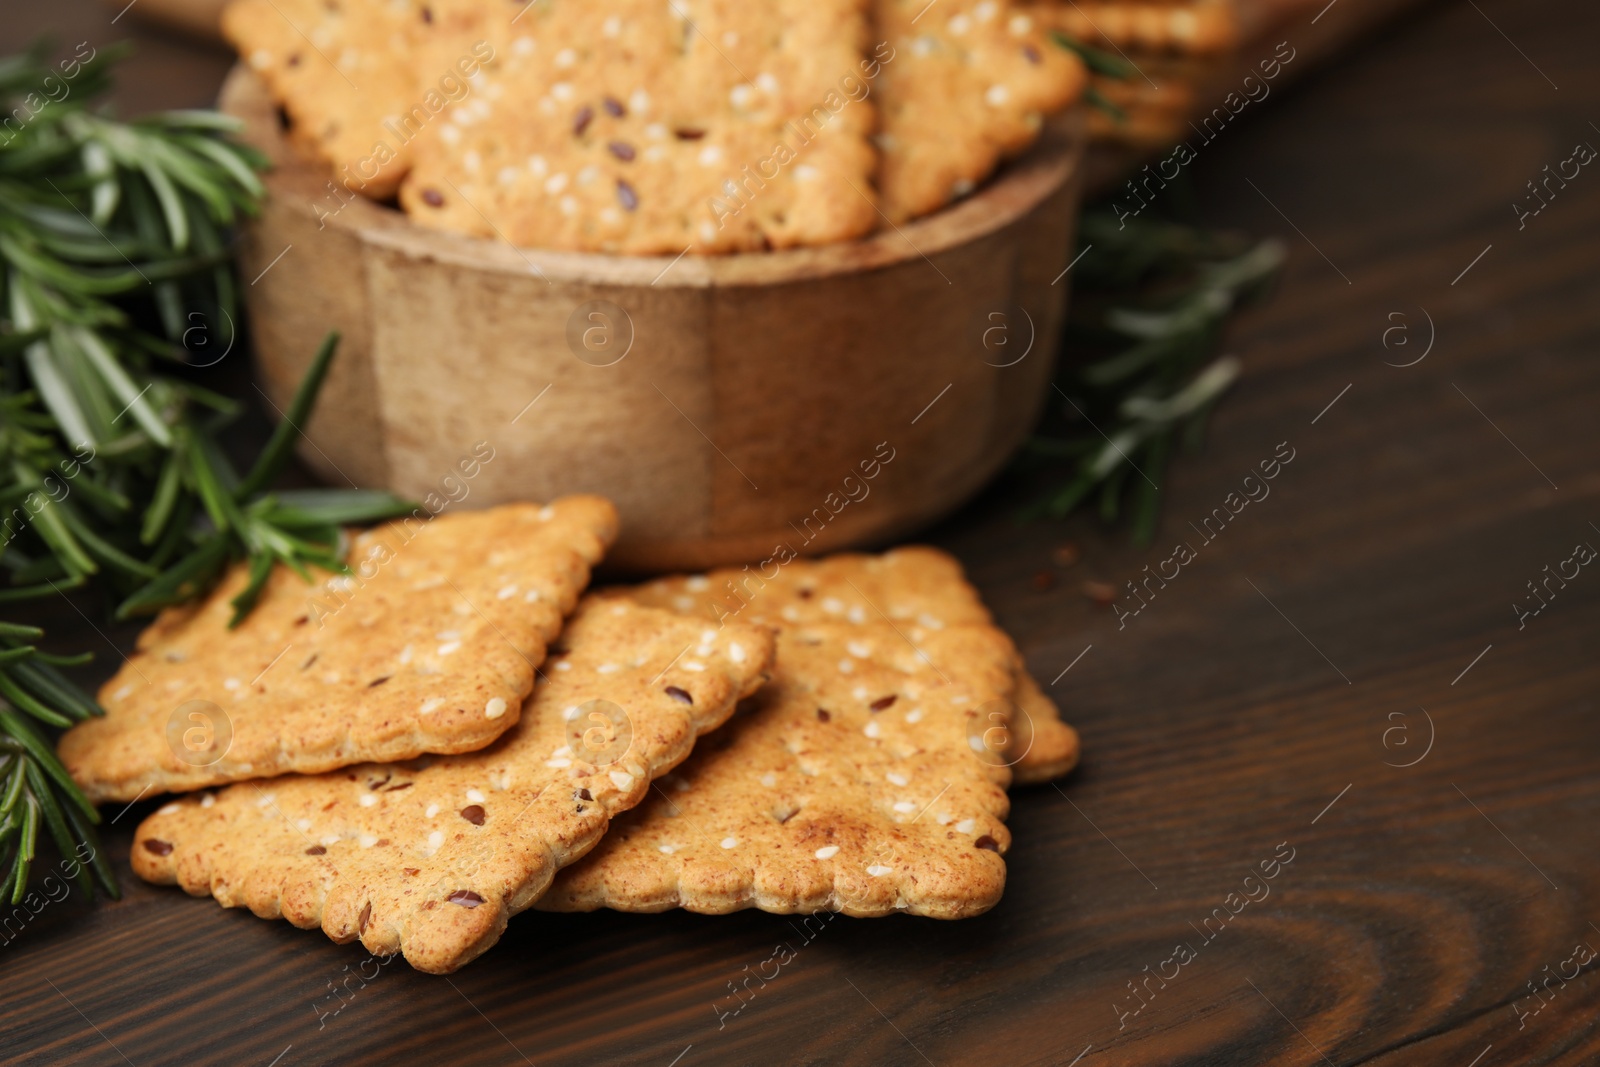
left=0, top=624, right=117, bottom=901
left=1050, top=30, right=1134, bottom=122
left=0, top=42, right=414, bottom=903
left=1083, top=86, right=1128, bottom=125
left=1050, top=30, right=1136, bottom=81
left=1024, top=209, right=1284, bottom=542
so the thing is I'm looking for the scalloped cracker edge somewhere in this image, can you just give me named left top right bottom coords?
left=610, top=545, right=1079, bottom=784
left=542, top=620, right=1021, bottom=918
left=131, top=598, right=774, bottom=973
left=62, top=498, right=618, bottom=802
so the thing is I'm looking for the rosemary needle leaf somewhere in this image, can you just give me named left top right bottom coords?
left=228, top=550, right=276, bottom=624
left=11, top=659, right=99, bottom=719
left=22, top=491, right=98, bottom=579
left=1084, top=87, right=1128, bottom=124
left=0, top=583, right=76, bottom=603
left=25, top=649, right=95, bottom=669
left=12, top=797, right=39, bottom=903
left=141, top=450, right=184, bottom=545
left=58, top=508, right=159, bottom=578
left=137, top=159, right=190, bottom=251
left=178, top=132, right=266, bottom=200
left=1131, top=432, right=1173, bottom=546
left=0, top=761, right=26, bottom=819
left=0, top=707, right=94, bottom=823
left=236, top=331, right=340, bottom=500
left=22, top=342, right=98, bottom=451
left=185, top=432, right=242, bottom=533
left=1098, top=461, right=1130, bottom=522
left=268, top=489, right=417, bottom=526
left=1046, top=476, right=1097, bottom=519
left=25, top=758, right=81, bottom=878
left=115, top=535, right=229, bottom=620
left=62, top=798, right=118, bottom=897
left=1049, top=31, right=1136, bottom=80
left=71, top=325, right=172, bottom=446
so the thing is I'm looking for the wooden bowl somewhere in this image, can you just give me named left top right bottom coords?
left=221, top=66, right=1087, bottom=572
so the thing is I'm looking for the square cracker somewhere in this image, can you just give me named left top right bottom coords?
left=61, top=498, right=618, bottom=803
left=222, top=0, right=456, bottom=198
left=399, top=0, right=881, bottom=253
left=612, top=546, right=1080, bottom=784
left=131, top=599, right=775, bottom=973
left=542, top=621, right=1019, bottom=918
left=873, top=0, right=1088, bottom=221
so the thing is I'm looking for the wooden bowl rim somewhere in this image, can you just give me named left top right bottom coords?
left=221, top=64, right=1086, bottom=288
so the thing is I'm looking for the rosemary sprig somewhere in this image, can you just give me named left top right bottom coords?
left=0, top=623, right=116, bottom=902
left=117, top=331, right=395, bottom=625
left=1026, top=210, right=1285, bottom=542
left=0, top=42, right=414, bottom=903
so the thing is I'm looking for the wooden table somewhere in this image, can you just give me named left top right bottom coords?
left=3, top=1, right=1599, bottom=1064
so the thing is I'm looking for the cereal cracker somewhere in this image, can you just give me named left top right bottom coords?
left=61, top=499, right=618, bottom=802
left=222, top=0, right=483, bottom=198
left=873, top=0, right=1088, bottom=220
left=614, top=546, right=1080, bottom=784
left=399, top=0, right=881, bottom=253
left=542, top=621, right=1016, bottom=918
left=131, top=599, right=774, bottom=973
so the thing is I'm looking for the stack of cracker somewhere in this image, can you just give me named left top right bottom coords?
left=61, top=503, right=1078, bottom=972
left=221, top=0, right=1090, bottom=253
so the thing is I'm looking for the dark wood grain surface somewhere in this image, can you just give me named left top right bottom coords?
left=3, top=1, right=1599, bottom=1064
